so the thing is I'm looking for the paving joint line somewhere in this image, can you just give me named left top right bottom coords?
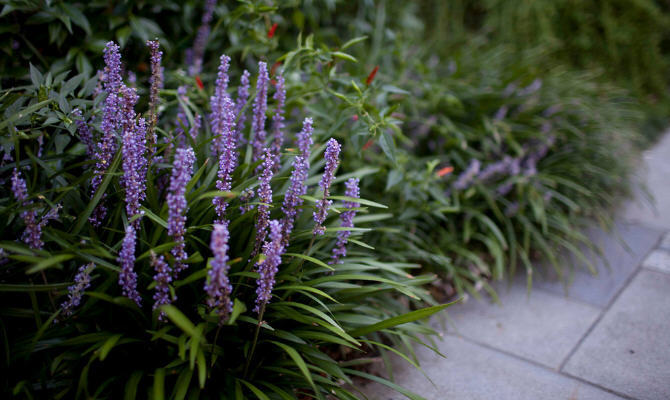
left=443, top=331, right=637, bottom=400
left=556, top=231, right=665, bottom=373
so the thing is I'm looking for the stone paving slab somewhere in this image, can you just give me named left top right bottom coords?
left=442, top=281, right=600, bottom=369
left=533, top=222, right=662, bottom=307
left=642, top=248, right=670, bottom=274
left=659, top=232, right=670, bottom=251
left=623, top=132, right=670, bottom=230
left=361, top=335, right=625, bottom=400
left=563, top=270, right=670, bottom=400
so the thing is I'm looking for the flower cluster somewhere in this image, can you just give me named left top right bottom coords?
left=253, top=150, right=275, bottom=257
left=270, top=75, right=286, bottom=172
left=234, top=70, right=251, bottom=143
left=313, top=139, right=341, bottom=235
left=147, top=39, right=163, bottom=152
left=189, top=0, right=217, bottom=76
left=119, top=86, right=148, bottom=227
left=210, top=55, right=231, bottom=156
left=60, top=263, right=96, bottom=319
left=11, top=168, right=41, bottom=249
left=330, top=178, right=360, bottom=264
left=205, top=222, right=233, bottom=323
left=151, top=252, right=172, bottom=321
left=452, top=159, right=481, bottom=191
left=90, top=41, right=124, bottom=226
left=213, top=95, right=237, bottom=219
left=251, top=61, right=269, bottom=163
left=167, top=147, right=196, bottom=275
left=73, top=108, right=95, bottom=158
left=281, top=118, right=314, bottom=243
left=118, top=225, right=141, bottom=306
left=255, top=220, right=285, bottom=312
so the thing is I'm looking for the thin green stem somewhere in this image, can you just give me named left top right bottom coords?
left=243, top=304, right=265, bottom=378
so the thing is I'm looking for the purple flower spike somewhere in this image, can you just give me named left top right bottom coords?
left=205, top=222, right=233, bottom=323
left=190, top=114, right=202, bottom=140
left=452, top=159, right=481, bottom=191
left=11, top=168, right=41, bottom=249
left=73, top=109, right=95, bottom=158
left=281, top=154, right=309, bottom=245
left=255, top=219, right=285, bottom=312
left=90, top=41, right=124, bottom=226
left=330, top=178, right=360, bottom=265
left=151, top=252, right=173, bottom=321
left=234, top=70, right=251, bottom=143
left=296, top=117, right=314, bottom=159
left=252, top=150, right=275, bottom=257
left=280, top=117, right=315, bottom=242
left=212, top=95, right=238, bottom=220
left=189, top=0, right=217, bottom=76
left=251, top=62, right=269, bottom=163
left=210, top=55, right=232, bottom=157
left=313, top=138, right=341, bottom=235
left=118, top=225, right=141, bottom=306
left=270, top=75, right=286, bottom=172
left=147, top=39, right=163, bottom=153
left=120, top=87, right=148, bottom=227
left=60, top=263, right=95, bottom=319
left=167, top=147, right=196, bottom=275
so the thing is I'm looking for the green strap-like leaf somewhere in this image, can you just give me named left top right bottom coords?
left=349, top=300, right=460, bottom=337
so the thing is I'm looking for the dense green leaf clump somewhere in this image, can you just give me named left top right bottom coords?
left=0, top=6, right=452, bottom=398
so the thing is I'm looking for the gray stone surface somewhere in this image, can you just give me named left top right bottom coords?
left=361, top=335, right=624, bottom=400
left=623, top=133, right=670, bottom=229
left=533, top=222, right=662, bottom=307
left=443, top=282, right=600, bottom=368
left=659, top=232, right=670, bottom=251
left=563, top=270, right=670, bottom=400
left=642, top=249, right=670, bottom=274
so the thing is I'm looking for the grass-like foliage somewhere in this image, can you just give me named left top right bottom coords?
left=0, top=38, right=451, bottom=399
left=296, top=4, right=642, bottom=296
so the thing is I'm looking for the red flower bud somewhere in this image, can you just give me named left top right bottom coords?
left=195, top=76, right=204, bottom=90
left=268, top=23, right=278, bottom=39
left=366, top=66, right=379, bottom=86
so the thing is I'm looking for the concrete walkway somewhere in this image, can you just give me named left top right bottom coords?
left=362, top=133, right=670, bottom=400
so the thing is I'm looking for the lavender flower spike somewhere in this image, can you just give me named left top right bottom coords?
left=210, top=55, right=231, bottom=157
left=120, top=87, right=148, bottom=227
left=90, top=41, right=124, bottom=226
left=270, top=75, right=286, bottom=172
left=330, top=178, right=360, bottom=265
left=452, top=159, right=481, bottom=191
left=251, top=62, right=269, bottom=163
left=118, top=225, right=141, bottom=306
left=60, top=263, right=95, bottom=319
left=297, top=117, right=314, bottom=159
left=234, top=70, right=251, bottom=143
left=281, top=154, right=309, bottom=245
left=189, top=0, right=217, bottom=76
left=72, top=108, right=95, bottom=158
left=252, top=150, right=275, bottom=258
left=313, top=138, right=341, bottom=235
left=205, top=221, right=233, bottom=323
left=167, top=147, right=196, bottom=275
left=255, top=220, right=285, bottom=312
left=212, top=95, right=237, bottom=219
left=11, top=168, right=41, bottom=249
left=151, top=252, right=173, bottom=321
left=147, top=39, right=163, bottom=153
